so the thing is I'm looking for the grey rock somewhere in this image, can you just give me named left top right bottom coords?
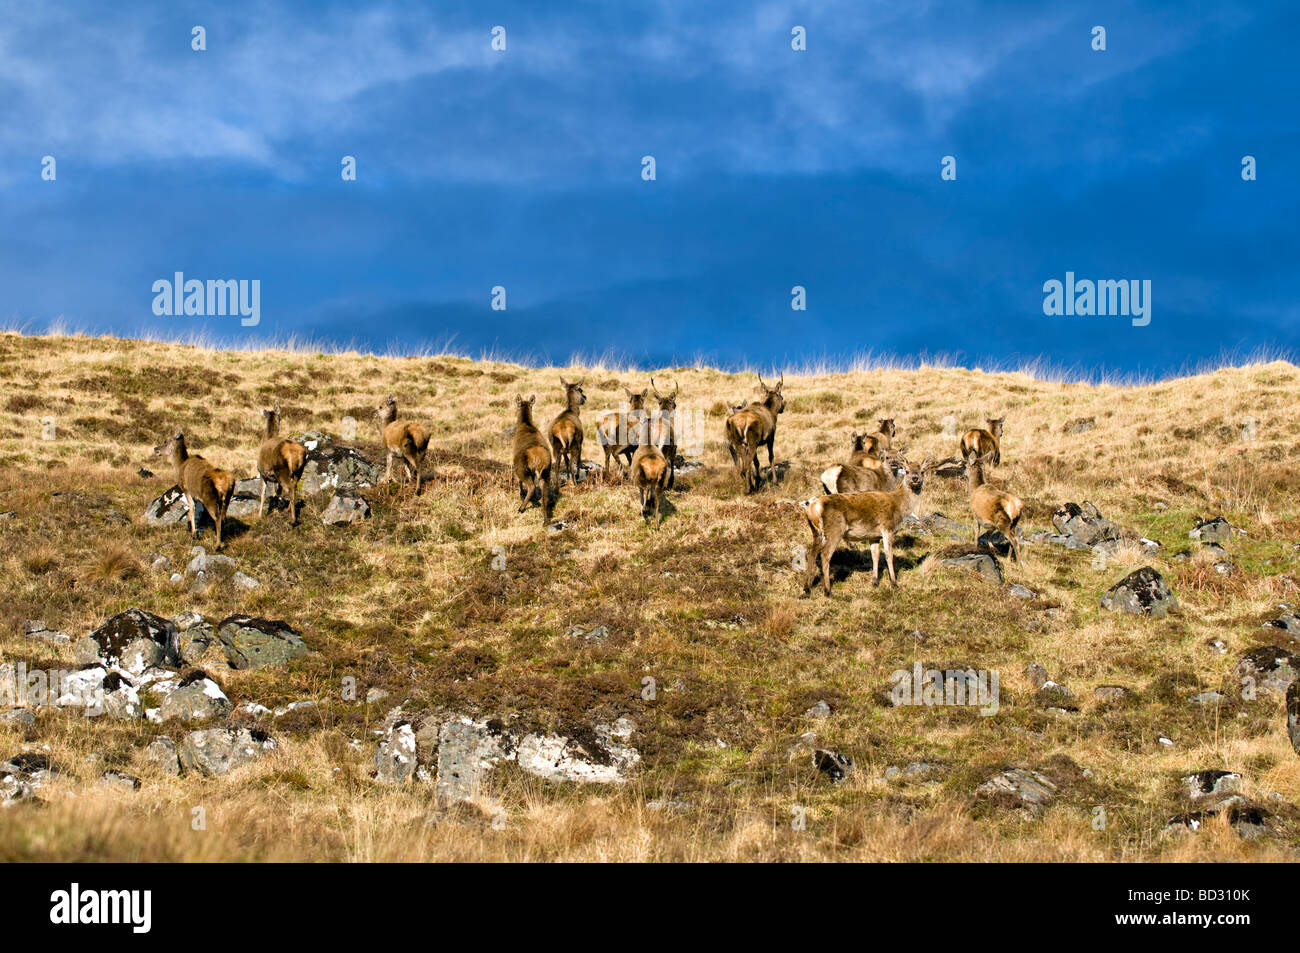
left=1094, top=685, right=1129, bottom=703
left=976, top=767, right=1058, bottom=818
left=516, top=719, right=640, bottom=784
left=374, top=722, right=419, bottom=785
left=1189, top=517, right=1236, bottom=543
left=1008, top=584, right=1035, bottom=600
left=1264, top=612, right=1300, bottom=638
left=1025, top=662, right=1049, bottom=689
left=1036, top=681, right=1076, bottom=709
left=938, top=549, right=1003, bottom=585
left=564, top=624, right=610, bottom=644
left=185, top=551, right=237, bottom=578
left=232, top=571, right=261, bottom=591
left=1190, top=691, right=1227, bottom=707
left=144, top=739, right=180, bottom=776
left=1236, top=645, right=1300, bottom=696
left=1100, top=567, right=1177, bottom=617
left=321, top=490, right=371, bottom=525
left=177, top=727, right=276, bottom=777
left=75, top=608, right=179, bottom=675
left=1063, top=416, right=1096, bottom=435
left=98, top=770, right=141, bottom=792
left=435, top=717, right=508, bottom=804
left=1052, top=502, right=1118, bottom=545
left=217, top=615, right=308, bottom=670
left=806, top=701, right=832, bottom=719
left=159, top=675, right=232, bottom=722
left=1182, top=770, right=1242, bottom=800
left=1288, top=681, right=1300, bottom=756
left=143, top=485, right=196, bottom=527
left=171, top=612, right=215, bottom=663
left=24, top=620, right=69, bottom=644
left=300, top=443, right=381, bottom=495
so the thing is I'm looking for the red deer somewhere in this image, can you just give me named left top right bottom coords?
left=596, top=385, right=649, bottom=481
left=153, top=432, right=237, bottom=549
left=512, top=395, right=553, bottom=523
left=725, top=373, right=785, bottom=493
left=376, top=395, right=431, bottom=494
left=856, top=419, right=896, bottom=461
left=959, top=417, right=1004, bottom=467
left=548, top=377, right=586, bottom=483
left=964, top=450, right=1023, bottom=562
left=257, top=402, right=307, bottom=524
left=820, top=446, right=899, bottom=494
left=801, top=457, right=931, bottom=595
left=649, top=377, right=679, bottom=489
left=629, top=430, right=669, bottom=526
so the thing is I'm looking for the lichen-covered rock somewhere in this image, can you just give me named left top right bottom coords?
left=516, top=719, right=640, bottom=785
left=177, top=727, right=276, bottom=776
left=143, top=485, right=195, bottom=526
left=976, top=767, right=1058, bottom=818
left=171, top=612, right=215, bottom=663
left=321, top=490, right=371, bottom=526
left=299, top=443, right=381, bottom=495
left=75, top=608, right=180, bottom=675
left=217, top=615, right=308, bottom=670
left=374, top=722, right=419, bottom=785
left=934, top=546, right=1003, bottom=585
left=1182, top=770, right=1242, bottom=800
left=1051, top=501, right=1117, bottom=545
left=159, top=674, right=232, bottom=722
left=1287, top=680, right=1300, bottom=757
left=813, top=749, right=854, bottom=782
left=1189, top=516, right=1237, bottom=543
left=1236, top=646, right=1300, bottom=696
left=144, top=738, right=180, bottom=776
left=1100, top=567, right=1177, bottom=617
left=434, top=717, right=510, bottom=804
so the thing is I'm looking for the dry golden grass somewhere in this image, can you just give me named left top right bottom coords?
left=1, top=330, right=1298, bottom=861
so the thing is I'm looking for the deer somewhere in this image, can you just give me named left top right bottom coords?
left=959, top=417, right=1004, bottom=467
left=548, top=377, right=587, bottom=483
left=800, top=457, right=932, bottom=595
left=964, top=449, right=1023, bottom=563
left=512, top=395, right=554, bottom=523
left=629, top=422, right=670, bottom=526
left=820, top=449, right=900, bottom=494
left=256, top=402, right=307, bottom=524
left=725, top=373, right=785, bottom=493
left=596, top=385, right=649, bottom=481
left=376, top=395, right=431, bottom=494
left=649, top=377, right=680, bottom=489
left=855, top=419, right=896, bottom=461
left=153, top=431, right=237, bottom=549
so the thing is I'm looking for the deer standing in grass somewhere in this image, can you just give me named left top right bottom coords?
left=596, top=385, right=649, bottom=481
left=548, top=377, right=586, bottom=483
left=257, top=402, right=307, bottom=524
left=650, top=377, right=680, bottom=489
left=821, top=440, right=899, bottom=494
left=854, top=419, right=896, bottom=462
left=376, top=395, right=431, bottom=494
left=629, top=412, right=669, bottom=525
left=964, top=450, right=1023, bottom=563
left=960, top=417, right=1004, bottom=467
left=801, top=457, right=931, bottom=595
left=512, top=395, right=553, bottom=523
left=153, top=432, right=237, bottom=549
left=725, top=373, right=785, bottom=493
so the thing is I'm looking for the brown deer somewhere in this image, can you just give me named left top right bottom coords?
left=725, top=373, right=785, bottom=493
left=959, top=417, right=1004, bottom=467
left=629, top=432, right=670, bottom=526
left=596, top=385, right=649, bottom=481
left=512, top=395, right=553, bottom=523
left=376, top=395, right=431, bottom=494
left=964, top=450, right=1023, bottom=563
left=820, top=450, right=899, bottom=494
left=856, top=419, right=896, bottom=461
left=649, top=377, right=679, bottom=489
left=153, top=432, right=237, bottom=549
left=548, top=377, right=586, bottom=483
left=256, top=402, right=307, bottom=524
left=801, top=457, right=932, bottom=595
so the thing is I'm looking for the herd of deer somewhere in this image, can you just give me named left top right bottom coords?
left=147, top=374, right=1024, bottom=597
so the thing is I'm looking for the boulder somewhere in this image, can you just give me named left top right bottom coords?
left=934, top=545, right=1003, bottom=585
left=321, top=490, right=371, bottom=526
left=813, top=749, right=854, bottom=782
left=1051, top=502, right=1117, bottom=546
left=217, top=615, right=308, bottom=670
left=143, top=485, right=197, bottom=527
left=976, top=767, right=1057, bottom=818
left=177, top=727, right=276, bottom=777
left=1288, top=681, right=1300, bottom=756
left=75, top=608, right=179, bottom=675
left=159, top=674, right=232, bottom=722
left=1190, top=517, right=1236, bottom=543
left=1236, top=645, right=1300, bottom=696
left=515, top=719, right=640, bottom=785
left=144, top=738, right=181, bottom=776
left=1182, top=770, right=1242, bottom=800
left=300, top=443, right=381, bottom=495
left=434, top=717, right=509, bottom=804
left=225, top=477, right=288, bottom=519
left=374, top=722, right=419, bottom=785
left=1099, top=567, right=1177, bottom=617
left=23, top=620, right=69, bottom=645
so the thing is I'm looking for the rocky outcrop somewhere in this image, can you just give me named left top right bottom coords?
left=321, top=490, right=371, bottom=526
left=75, top=609, right=179, bottom=675
left=217, top=615, right=308, bottom=670
left=177, top=728, right=276, bottom=777
left=976, top=767, right=1057, bottom=818
left=1100, top=567, right=1177, bottom=617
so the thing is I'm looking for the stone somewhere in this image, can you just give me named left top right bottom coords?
left=1025, top=662, right=1049, bottom=689
left=1008, top=584, right=1035, bottom=600
left=185, top=550, right=237, bottom=578
left=143, top=485, right=198, bottom=527
left=144, top=739, right=180, bottom=776
left=1036, top=681, right=1076, bottom=709
left=976, top=767, right=1057, bottom=818
left=177, top=728, right=276, bottom=777
left=159, top=674, right=232, bottom=722
left=75, top=608, right=179, bottom=675
left=98, top=770, right=141, bottom=792
left=1235, top=645, right=1300, bottom=696
left=1182, top=770, right=1242, bottom=800
left=1100, top=567, right=1177, bottom=617
left=885, top=761, right=942, bottom=781
left=232, top=571, right=261, bottom=591
left=374, top=722, right=419, bottom=785
left=300, top=443, right=381, bottom=495
left=321, top=490, right=371, bottom=526
left=1051, top=502, right=1118, bottom=546
left=24, top=620, right=69, bottom=644
left=564, top=624, right=610, bottom=644
left=1189, top=517, right=1236, bottom=543
left=435, top=717, right=509, bottom=804
left=813, top=749, right=854, bottom=782
left=1, top=708, right=36, bottom=725
left=171, top=612, right=216, bottom=663
left=217, top=615, right=308, bottom=670
left=1190, top=691, right=1227, bottom=707
left=1094, top=685, right=1129, bottom=703
left=936, top=547, right=1003, bottom=585
left=805, top=701, right=832, bottom=719
left=1063, top=417, right=1096, bottom=435
left=515, top=719, right=639, bottom=785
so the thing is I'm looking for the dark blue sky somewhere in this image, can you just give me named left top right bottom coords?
left=1, top=1, right=1295, bottom=376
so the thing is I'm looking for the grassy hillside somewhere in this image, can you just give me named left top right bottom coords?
left=1, top=331, right=1298, bottom=861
